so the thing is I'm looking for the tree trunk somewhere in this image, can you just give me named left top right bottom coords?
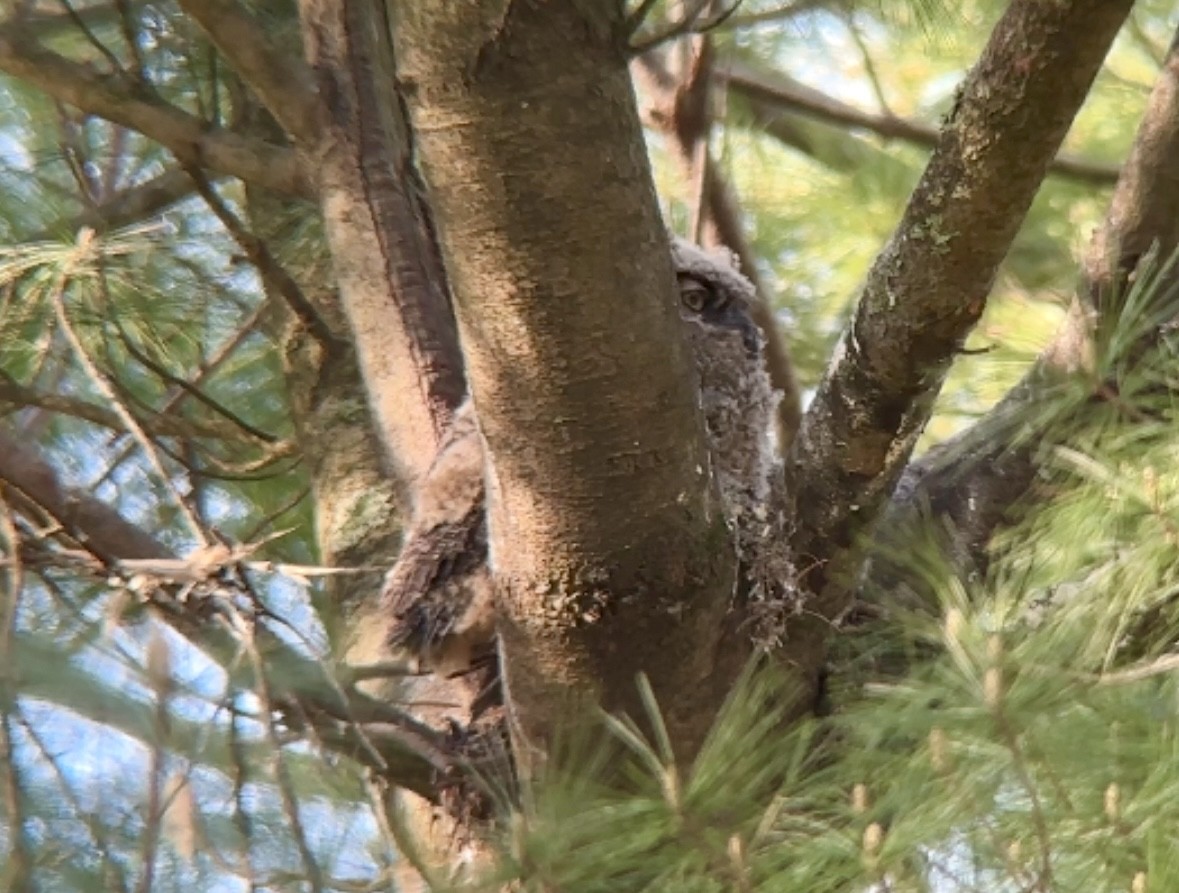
left=392, top=1, right=738, bottom=766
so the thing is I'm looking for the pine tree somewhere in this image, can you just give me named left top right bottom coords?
left=0, top=1, right=1176, bottom=890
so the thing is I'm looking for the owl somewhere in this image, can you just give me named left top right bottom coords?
left=379, top=238, right=784, bottom=694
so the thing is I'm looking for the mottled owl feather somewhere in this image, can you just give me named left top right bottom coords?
left=380, top=237, right=788, bottom=680
left=381, top=401, right=493, bottom=678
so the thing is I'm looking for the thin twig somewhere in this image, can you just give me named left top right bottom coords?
left=55, top=0, right=124, bottom=75
left=0, top=371, right=264, bottom=442
left=993, top=706, right=1055, bottom=891
left=91, top=297, right=274, bottom=489
left=228, top=695, right=259, bottom=892
left=845, top=11, right=894, bottom=118
left=0, top=25, right=313, bottom=197
left=28, top=167, right=198, bottom=241
left=235, top=608, right=326, bottom=892
left=717, top=58, right=1123, bottom=188
left=114, top=0, right=146, bottom=82
left=135, top=638, right=171, bottom=893
left=19, top=713, right=132, bottom=893
left=110, top=316, right=280, bottom=443
left=182, top=164, right=340, bottom=349
left=624, top=0, right=662, bottom=35
left=726, top=0, right=829, bottom=28
left=0, top=487, right=34, bottom=891
left=630, top=0, right=712, bottom=54
left=49, top=233, right=209, bottom=545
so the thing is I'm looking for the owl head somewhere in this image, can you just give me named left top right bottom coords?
left=670, top=237, right=762, bottom=356
left=669, top=237, right=780, bottom=534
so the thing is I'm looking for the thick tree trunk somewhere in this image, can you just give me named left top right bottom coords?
left=393, top=1, right=737, bottom=765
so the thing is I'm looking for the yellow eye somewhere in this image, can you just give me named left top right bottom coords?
left=679, top=280, right=709, bottom=313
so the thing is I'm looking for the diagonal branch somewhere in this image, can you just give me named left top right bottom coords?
left=0, top=23, right=312, bottom=198
left=719, top=57, right=1122, bottom=188
left=633, top=45, right=803, bottom=447
left=786, top=0, right=1134, bottom=624
left=176, top=0, right=319, bottom=145
left=0, top=374, right=271, bottom=444
left=28, top=167, right=198, bottom=241
left=0, top=432, right=450, bottom=797
left=0, top=431, right=169, bottom=563
left=299, top=0, right=465, bottom=488
left=879, top=25, right=1179, bottom=583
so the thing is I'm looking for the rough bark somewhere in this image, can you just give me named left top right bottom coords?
left=786, top=0, right=1133, bottom=633
left=393, top=1, right=736, bottom=764
left=299, top=0, right=465, bottom=490
left=877, top=26, right=1179, bottom=585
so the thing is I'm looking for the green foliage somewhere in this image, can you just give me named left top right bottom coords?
left=1, top=0, right=1177, bottom=891
left=472, top=270, right=1179, bottom=891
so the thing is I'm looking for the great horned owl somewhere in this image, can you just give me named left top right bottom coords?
left=380, top=238, right=782, bottom=687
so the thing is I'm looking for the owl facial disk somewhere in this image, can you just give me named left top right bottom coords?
left=676, top=273, right=762, bottom=357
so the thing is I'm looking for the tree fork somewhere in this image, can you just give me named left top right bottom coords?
left=787, top=0, right=1134, bottom=628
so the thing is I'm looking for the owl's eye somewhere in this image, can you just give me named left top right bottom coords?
left=678, top=277, right=712, bottom=313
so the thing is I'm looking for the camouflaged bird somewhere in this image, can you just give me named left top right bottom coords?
left=379, top=238, right=783, bottom=684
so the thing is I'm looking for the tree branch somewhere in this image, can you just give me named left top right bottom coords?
left=396, top=1, right=736, bottom=760
left=298, top=0, right=465, bottom=489
left=0, top=431, right=169, bottom=563
left=176, top=0, right=319, bottom=144
left=0, top=23, right=312, bottom=198
left=27, top=167, right=197, bottom=241
left=719, top=57, right=1122, bottom=188
left=0, top=432, right=449, bottom=797
left=879, top=25, right=1179, bottom=583
left=0, top=375, right=268, bottom=444
left=633, top=45, right=803, bottom=448
left=786, top=0, right=1134, bottom=624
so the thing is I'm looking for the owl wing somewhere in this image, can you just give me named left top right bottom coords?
left=381, top=401, right=496, bottom=677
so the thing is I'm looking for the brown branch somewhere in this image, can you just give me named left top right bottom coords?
left=0, top=23, right=313, bottom=198
left=95, top=299, right=277, bottom=488
left=786, top=0, right=1134, bottom=625
left=241, top=615, right=326, bottom=892
left=110, top=317, right=282, bottom=443
left=0, top=375, right=266, bottom=443
left=299, top=0, right=465, bottom=488
left=0, top=433, right=450, bottom=796
left=56, top=0, right=124, bottom=76
left=29, top=168, right=197, bottom=241
left=11, top=4, right=127, bottom=40
left=181, top=164, right=341, bottom=350
left=719, top=57, right=1123, bottom=188
left=629, top=0, right=713, bottom=54
left=879, top=26, right=1179, bottom=582
left=51, top=252, right=209, bottom=545
left=725, top=0, right=829, bottom=28
left=396, top=1, right=738, bottom=762
left=0, top=489, right=34, bottom=893
left=0, top=431, right=171, bottom=563
left=175, top=0, right=319, bottom=144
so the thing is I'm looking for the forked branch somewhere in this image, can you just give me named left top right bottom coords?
left=787, top=0, right=1134, bottom=623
